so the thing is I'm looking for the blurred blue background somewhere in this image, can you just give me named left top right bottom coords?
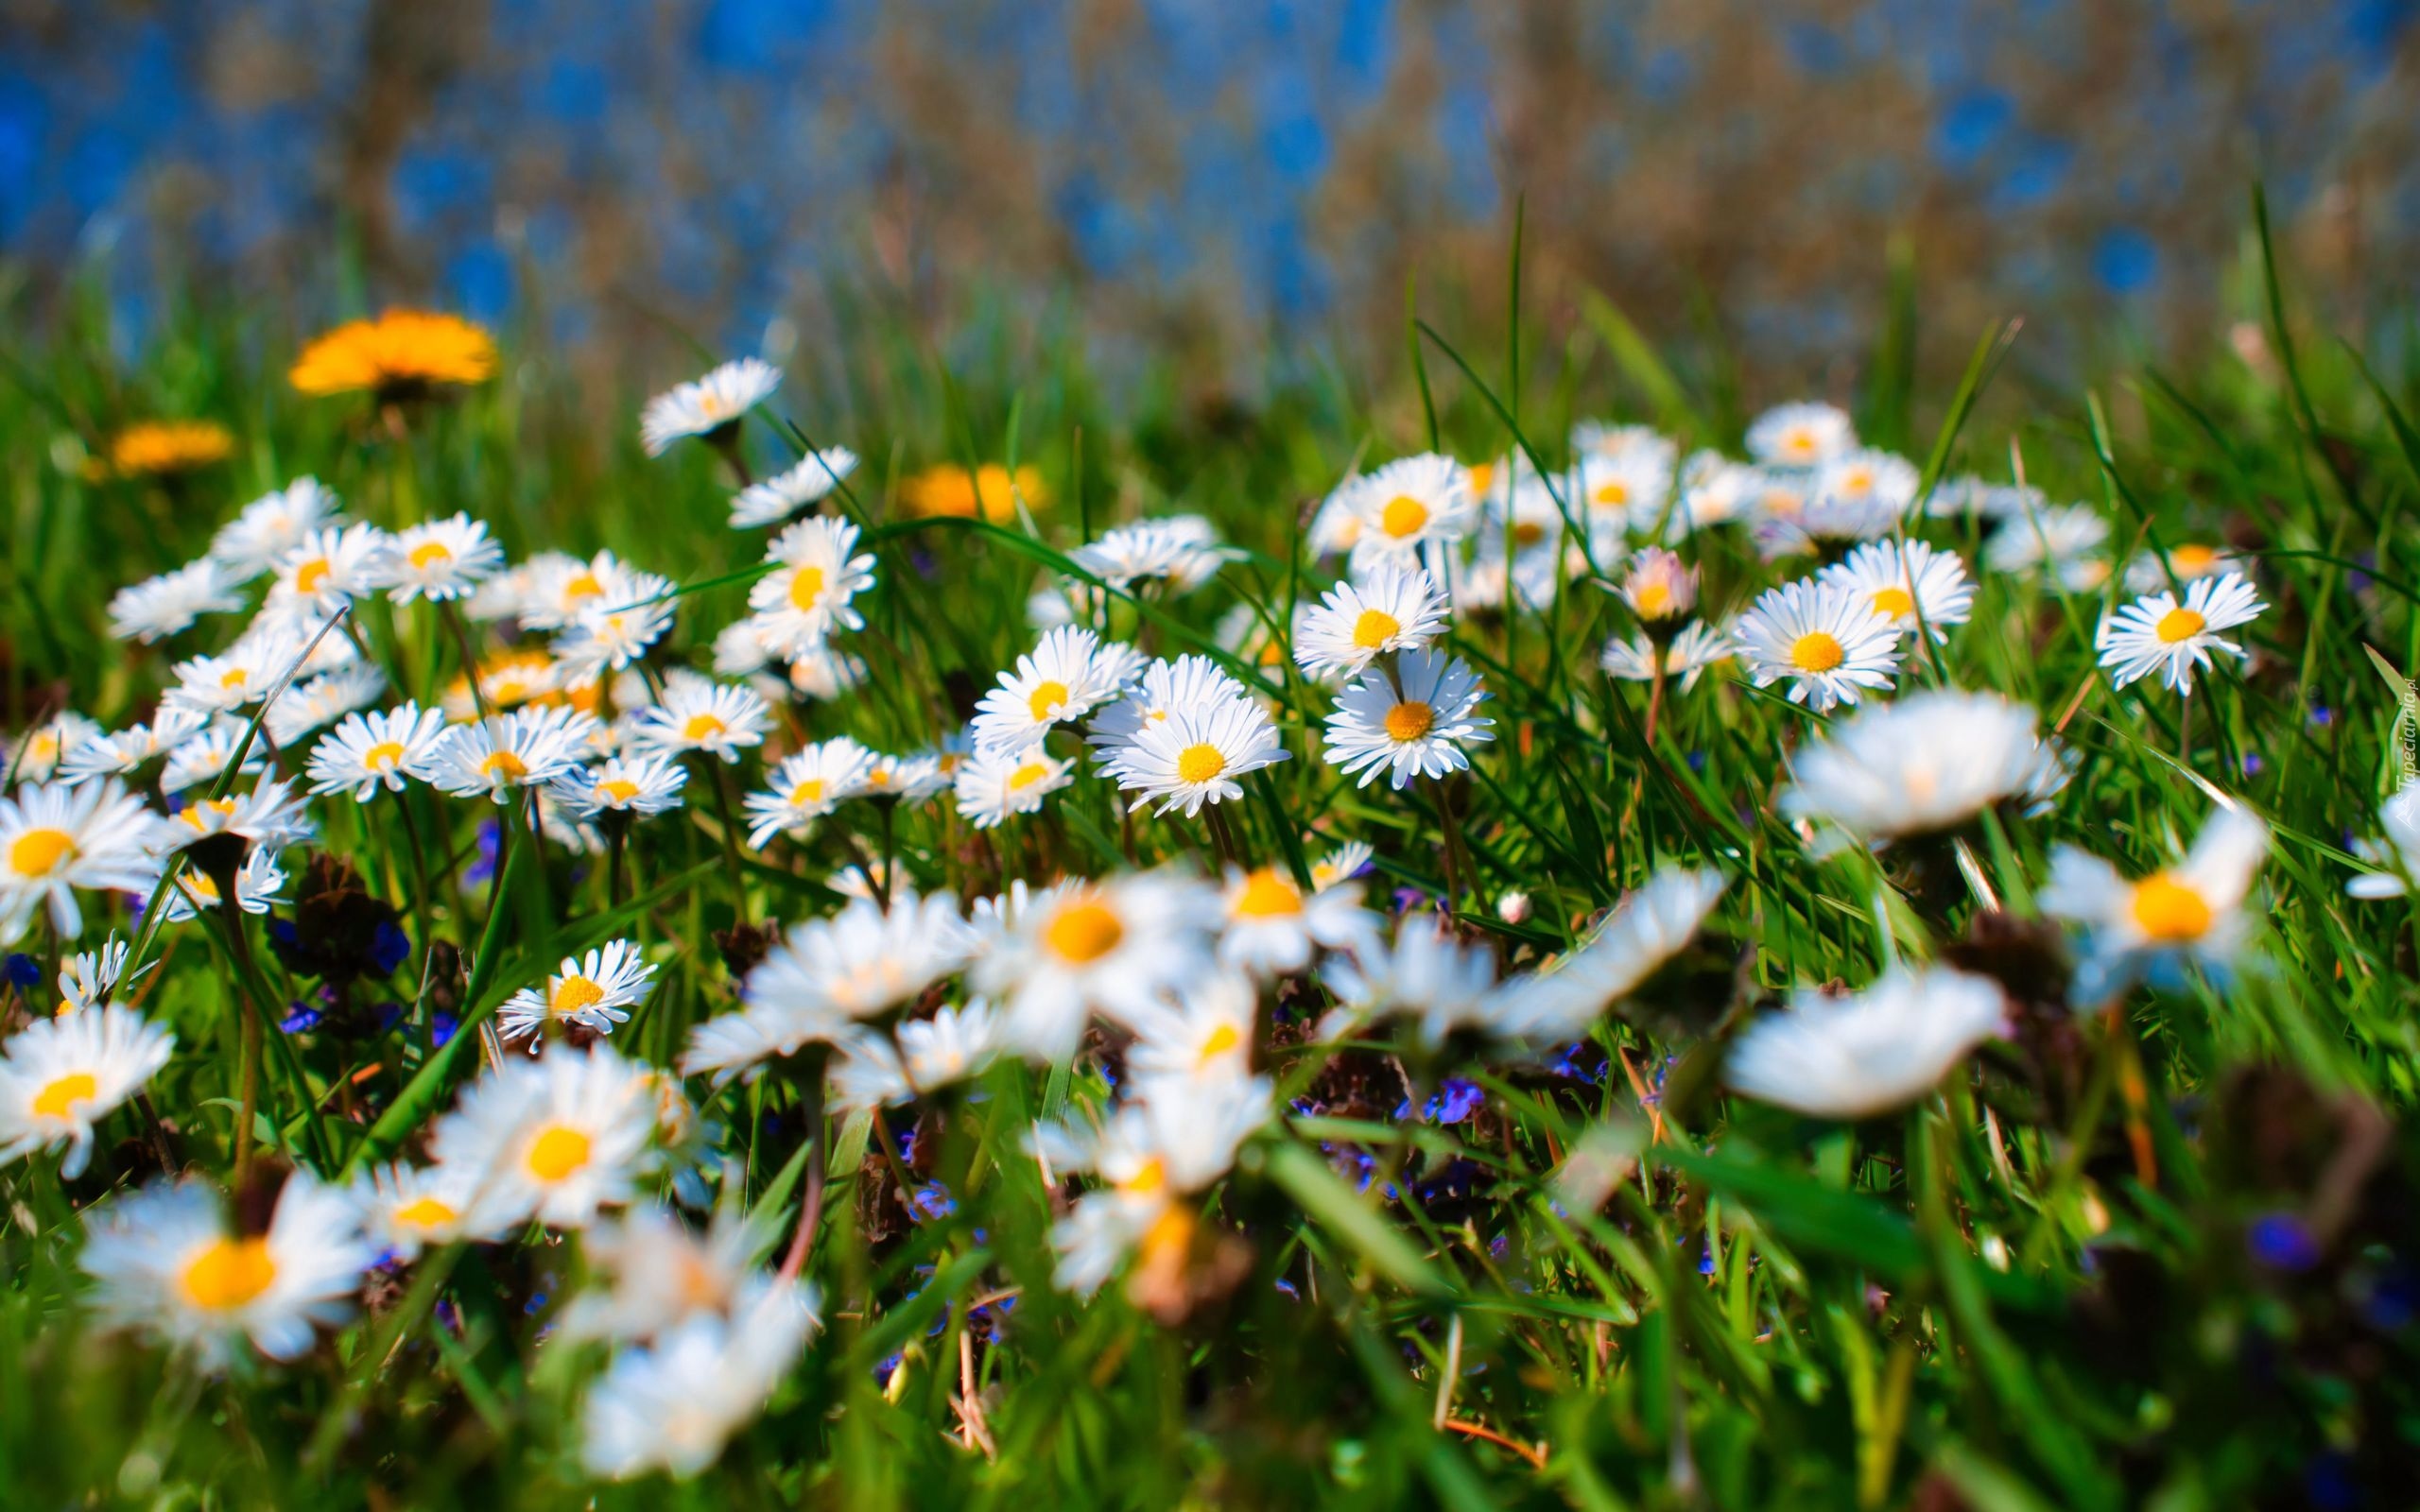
left=2, top=0, right=2415, bottom=394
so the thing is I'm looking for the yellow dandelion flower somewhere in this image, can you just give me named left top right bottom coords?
left=901, top=463, right=1047, bottom=524
left=103, top=421, right=236, bottom=479
left=288, top=310, right=498, bottom=400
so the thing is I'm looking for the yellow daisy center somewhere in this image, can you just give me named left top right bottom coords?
left=2170, top=544, right=2219, bottom=576
left=390, top=1196, right=458, bottom=1230
left=526, top=1124, right=594, bottom=1183
left=1870, top=586, right=1915, bottom=620
left=1593, top=481, right=1630, bottom=508
left=1384, top=701, right=1434, bottom=742
left=1120, top=1156, right=1168, bottom=1197
left=1008, top=761, right=1051, bottom=791
left=364, top=741, right=407, bottom=770
left=182, top=1237, right=278, bottom=1311
left=1198, top=1023, right=1242, bottom=1062
left=564, top=573, right=603, bottom=602
left=33, top=1071, right=98, bottom=1121
left=2155, top=608, right=2206, bottom=644
left=1467, top=461, right=1494, bottom=497
left=408, top=541, right=454, bottom=569
left=1379, top=495, right=1428, bottom=538
left=1233, top=868, right=1303, bottom=919
left=1789, top=631, right=1845, bottom=673
left=1785, top=428, right=1816, bottom=457
left=10, top=828, right=78, bottom=878
left=1352, top=608, right=1402, bottom=649
left=219, top=667, right=252, bottom=690
left=682, top=713, right=728, bottom=743
left=1045, top=900, right=1125, bottom=964
left=1026, top=679, right=1070, bottom=721
left=788, top=565, right=827, bottom=610
left=1634, top=582, right=1673, bottom=618
left=594, top=780, right=638, bottom=806
left=1512, top=521, right=1547, bottom=547
left=480, top=750, right=529, bottom=782
left=1176, top=743, right=1228, bottom=784
left=551, top=975, right=606, bottom=1017
left=2130, top=875, right=2212, bottom=942
left=789, top=778, right=827, bottom=806
left=293, top=558, right=332, bottom=594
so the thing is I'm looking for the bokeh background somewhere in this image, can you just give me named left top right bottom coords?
left=3, top=0, right=2417, bottom=407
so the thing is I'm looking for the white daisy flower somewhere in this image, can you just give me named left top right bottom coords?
left=306, top=702, right=446, bottom=801
left=548, top=753, right=690, bottom=822
left=1571, top=421, right=1677, bottom=472
left=1071, top=516, right=1237, bottom=593
left=1616, top=546, right=1699, bottom=627
left=1216, top=865, right=1380, bottom=978
left=498, top=939, right=659, bottom=1051
left=971, top=626, right=1145, bottom=755
left=830, top=1001, right=1003, bottom=1112
left=1292, top=565, right=1450, bottom=677
left=1098, top=695, right=1289, bottom=817
left=165, top=623, right=311, bottom=716
left=640, top=357, right=782, bottom=457
left=780, top=644, right=867, bottom=703
left=550, top=571, right=678, bottom=686
left=730, top=447, right=858, bottom=528
left=1668, top=451, right=1759, bottom=534
left=1724, top=966, right=2009, bottom=1119
left=1572, top=448, right=1675, bottom=546
left=1322, top=648, right=1494, bottom=790
left=952, top=747, right=1073, bottom=829
left=1490, top=868, right=1727, bottom=1041
left=2039, top=805, right=2269, bottom=999
left=972, top=872, right=1218, bottom=1060
left=159, top=847, right=286, bottom=923
left=431, top=1045, right=660, bottom=1231
left=518, top=550, right=650, bottom=633
left=1319, top=916, right=1499, bottom=1048
left=1985, top=504, right=2111, bottom=591
left=680, top=1007, right=812, bottom=1090
left=0, top=780, right=161, bottom=944
left=1308, top=840, right=1374, bottom=893
left=744, top=515, right=876, bottom=657
left=1924, top=476, right=2045, bottom=521
left=1818, top=539, right=1974, bottom=641
left=1779, top=690, right=2048, bottom=849
left=745, top=890, right=977, bottom=1028
left=1042, top=1073, right=1271, bottom=1295
left=415, top=707, right=600, bottom=803
left=159, top=716, right=269, bottom=796
left=1744, top=402, right=1855, bottom=467
left=1336, top=454, right=1478, bottom=571
left=108, top=559, right=245, bottom=644
left=1750, top=486, right=1904, bottom=561
left=2122, top=541, right=2237, bottom=592
left=744, top=738, right=875, bottom=847
left=0, top=1004, right=174, bottom=1177
left=1600, top=621, right=1736, bottom=691
left=558, top=1203, right=779, bottom=1344
left=155, top=774, right=315, bottom=856
left=56, top=933, right=144, bottom=1013
left=440, top=650, right=563, bottom=720
left=79, top=1173, right=374, bottom=1365
left=1733, top=578, right=1902, bottom=713
left=855, top=750, right=947, bottom=805
left=262, top=522, right=398, bottom=625
left=266, top=662, right=389, bottom=748
left=383, top=512, right=504, bottom=604
left=2095, top=571, right=2266, bottom=695
left=1814, top=448, right=1920, bottom=517
left=1087, top=655, right=1255, bottom=748
left=55, top=707, right=209, bottom=786
left=210, top=477, right=344, bottom=580
left=2348, top=780, right=2420, bottom=899
left=353, top=1161, right=503, bottom=1263
left=1123, top=973, right=1261, bottom=1082
left=626, top=680, right=769, bottom=765
left=579, top=1283, right=818, bottom=1481
left=7, top=712, right=102, bottom=784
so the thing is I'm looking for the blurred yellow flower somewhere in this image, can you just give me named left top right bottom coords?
left=289, top=310, right=498, bottom=399
left=100, top=420, right=235, bottom=480
left=901, top=463, right=1047, bottom=523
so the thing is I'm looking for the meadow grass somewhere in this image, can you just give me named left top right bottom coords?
left=1, top=206, right=2418, bottom=1510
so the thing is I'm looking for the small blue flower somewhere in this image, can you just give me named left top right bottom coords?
left=280, top=1003, right=324, bottom=1034
left=2308, top=706, right=2334, bottom=729
left=1427, top=1078, right=1484, bottom=1125
left=2247, top=1211, right=2321, bottom=1272
left=2241, top=752, right=2264, bottom=777
left=371, top=920, right=411, bottom=975
left=2, top=954, right=39, bottom=988
left=431, top=1013, right=459, bottom=1049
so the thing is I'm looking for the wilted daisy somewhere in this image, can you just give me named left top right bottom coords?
left=730, top=446, right=858, bottom=528
left=304, top=703, right=445, bottom=801
left=972, top=626, right=1145, bottom=754
left=746, top=891, right=977, bottom=1028
left=1745, top=402, right=1855, bottom=467
left=384, top=512, right=504, bottom=603
left=953, top=747, right=1074, bottom=829
left=416, top=707, right=600, bottom=803
left=263, top=522, right=398, bottom=625
left=6, top=712, right=100, bottom=784
left=1600, top=621, right=1736, bottom=692
left=1322, top=648, right=1495, bottom=790
left=79, top=1174, right=374, bottom=1366
left=2347, top=780, right=2420, bottom=899
left=1491, top=868, right=1728, bottom=1040
left=1818, top=539, right=1973, bottom=641
left=1041, top=1073, right=1272, bottom=1296
left=0, top=781, right=161, bottom=944
left=1779, top=691, right=2044, bottom=848
left=288, top=310, right=496, bottom=400
left=744, top=515, right=876, bottom=657
left=431, top=1045, right=660, bottom=1231
left=56, top=934, right=143, bottom=1013
left=353, top=1162, right=499, bottom=1263
left=1734, top=578, right=1902, bottom=713
left=1216, top=865, right=1380, bottom=977
left=0, top=1005, right=174, bottom=1177
left=1336, top=454, right=1478, bottom=570
left=2039, top=805, right=2270, bottom=999
left=2096, top=570, right=2265, bottom=695
left=1292, top=565, right=1450, bottom=677
left=499, top=939, right=659, bottom=1051
left=158, top=848, right=287, bottom=924
left=973, top=872, right=1216, bottom=1059
left=1724, top=966, right=2009, bottom=1120
left=579, top=1283, right=819, bottom=1481
left=108, top=559, right=245, bottom=644
left=549, top=753, right=690, bottom=823
left=211, top=477, right=345, bottom=580
left=1984, top=504, right=2111, bottom=591
left=640, top=357, right=782, bottom=457
left=1320, top=916, right=1499, bottom=1047
left=744, top=738, right=876, bottom=847
left=1098, top=696, right=1288, bottom=817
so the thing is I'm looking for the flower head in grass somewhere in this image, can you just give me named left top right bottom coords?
left=305, top=703, right=445, bottom=803
left=953, top=747, right=1073, bottom=829
left=1322, top=648, right=1494, bottom=790
left=2039, top=805, right=2269, bottom=1001
left=1745, top=402, right=1855, bottom=467
left=1985, top=504, right=2111, bottom=592
left=1491, top=868, right=1728, bottom=1041
left=7, top=712, right=101, bottom=784
left=109, top=559, right=245, bottom=644
left=1925, top=476, right=2044, bottom=521
left=1123, top=973, right=1260, bottom=1083
left=1088, top=656, right=1253, bottom=748
left=1216, top=865, right=1381, bottom=978
left=1616, top=547, right=1700, bottom=632
left=1072, top=516, right=1236, bottom=593
left=901, top=462, right=1047, bottom=523
left=1779, top=691, right=2044, bottom=850
left=1293, top=565, right=1450, bottom=678
left=0, top=1005, right=173, bottom=1176
left=499, top=940, right=659, bottom=1052
left=747, top=891, right=977, bottom=1030
left=2123, top=541, right=2237, bottom=592
left=745, top=738, right=875, bottom=847
left=560, top=1203, right=782, bottom=1345
left=158, top=774, right=315, bottom=862
left=211, top=478, right=346, bottom=581
left=579, top=1283, right=818, bottom=1482
left=1337, top=454, right=1478, bottom=571
left=290, top=310, right=496, bottom=400
left=165, top=623, right=310, bottom=717
left=1734, top=578, right=1901, bottom=713
left=973, top=626, right=1145, bottom=755
left=80, top=1173, right=373, bottom=1366
left=856, top=750, right=947, bottom=805
left=640, top=358, right=781, bottom=456
left=1668, top=451, right=1759, bottom=533
left=1574, top=447, right=1676, bottom=543
left=1098, top=696, right=1288, bottom=818
left=264, top=522, right=398, bottom=626
left=550, top=753, right=689, bottom=824
left=0, top=781, right=161, bottom=944
left=159, top=716, right=269, bottom=796
left=1320, top=916, right=1499, bottom=1048
left=433, top=1044, right=660, bottom=1231
left=100, top=420, right=235, bottom=480
left=628, top=681, right=769, bottom=765
left=417, top=707, right=599, bottom=803
left=1815, top=449, right=1920, bottom=515
left=267, top=662, right=389, bottom=748
left=55, top=707, right=207, bottom=787
left=384, top=513, right=504, bottom=604
left=2096, top=571, right=2265, bottom=694
left=353, top=1162, right=499, bottom=1263
left=1308, top=840, right=1374, bottom=893
left=731, top=447, right=858, bottom=528
left=1819, top=539, right=1973, bottom=642
left=159, top=847, right=286, bottom=924
left=745, top=515, right=875, bottom=657
left=1600, top=621, right=1736, bottom=692
left=551, top=569, right=677, bottom=687
left=1724, top=965, right=2009, bottom=1119
left=780, top=644, right=866, bottom=703
left=440, top=651, right=562, bottom=720
left=2348, top=780, right=2420, bottom=899
left=973, top=872, right=1217, bottom=1060
left=520, top=550, right=653, bottom=633
left=56, top=934, right=145, bottom=1013
left=1039, top=1072, right=1271, bottom=1295
left=830, top=1000, right=1005, bottom=1111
